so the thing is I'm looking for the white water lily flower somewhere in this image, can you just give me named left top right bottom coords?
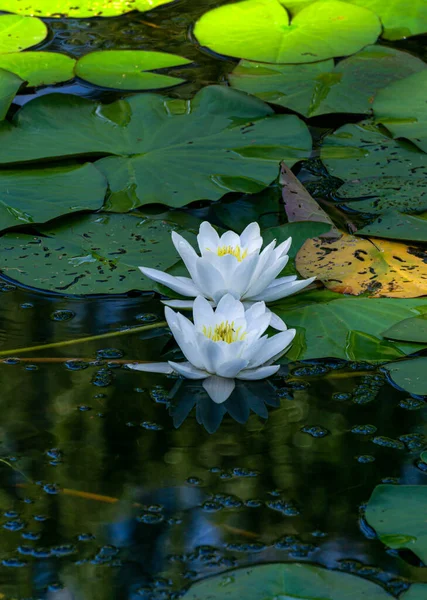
left=139, top=221, right=315, bottom=331
left=127, top=294, right=296, bottom=404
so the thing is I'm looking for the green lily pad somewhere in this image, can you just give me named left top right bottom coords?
left=0, top=0, right=174, bottom=18
left=366, top=485, right=427, bottom=562
left=0, top=68, right=22, bottom=120
left=401, top=585, right=427, bottom=600
left=75, top=50, right=191, bottom=91
left=273, top=290, right=427, bottom=361
left=0, top=213, right=194, bottom=295
left=182, top=563, right=391, bottom=599
left=0, top=164, right=107, bottom=231
left=321, top=121, right=427, bottom=181
left=0, top=86, right=312, bottom=210
left=282, top=0, right=427, bottom=40
left=194, top=0, right=381, bottom=64
left=229, top=46, right=425, bottom=118
left=337, top=177, right=427, bottom=215
left=0, top=52, right=75, bottom=87
left=0, top=15, right=47, bottom=53
left=357, top=211, right=427, bottom=241
left=383, top=315, right=427, bottom=343
left=374, top=70, right=427, bottom=153
left=384, top=357, right=427, bottom=395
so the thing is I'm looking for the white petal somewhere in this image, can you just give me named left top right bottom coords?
left=165, top=308, right=205, bottom=369
left=244, top=301, right=267, bottom=329
left=216, top=294, right=245, bottom=321
left=162, top=299, right=195, bottom=309
left=240, top=222, right=263, bottom=253
left=216, top=358, right=249, bottom=378
left=198, top=222, right=220, bottom=255
left=139, top=267, right=199, bottom=297
left=215, top=253, right=240, bottom=287
left=248, top=330, right=296, bottom=369
left=197, top=336, right=225, bottom=373
left=274, top=237, right=292, bottom=258
left=231, top=252, right=260, bottom=296
left=203, top=375, right=236, bottom=403
left=244, top=255, right=289, bottom=298
left=237, top=365, right=280, bottom=380
left=196, top=259, right=228, bottom=303
left=219, top=230, right=240, bottom=248
left=268, top=310, right=288, bottom=331
left=252, top=276, right=316, bottom=302
left=193, top=296, right=215, bottom=331
left=243, top=242, right=278, bottom=296
left=126, top=362, right=173, bottom=374
left=171, top=232, right=200, bottom=280
left=168, top=361, right=208, bottom=380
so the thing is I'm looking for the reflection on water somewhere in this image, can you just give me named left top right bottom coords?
left=0, top=285, right=426, bottom=598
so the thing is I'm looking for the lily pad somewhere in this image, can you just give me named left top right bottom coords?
left=357, top=211, right=427, bottom=242
left=296, top=233, right=427, bottom=298
left=374, top=70, right=427, bottom=153
left=383, top=315, right=427, bottom=343
left=182, top=563, right=391, bottom=599
left=0, top=15, right=47, bottom=53
left=194, top=0, right=381, bottom=64
left=401, top=585, right=427, bottom=600
left=385, top=358, right=427, bottom=395
left=0, top=214, right=194, bottom=295
left=366, top=485, right=427, bottom=562
left=229, top=46, right=425, bottom=117
left=274, top=290, right=426, bottom=361
left=75, top=50, right=191, bottom=91
left=282, top=0, right=427, bottom=39
left=0, top=164, right=107, bottom=231
left=336, top=176, right=427, bottom=215
left=0, top=86, right=312, bottom=210
left=0, top=68, right=22, bottom=120
left=321, top=122, right=427, bottom=181
left=0, top=52, right=75, bottom=87
left=0, top=0, right=174, bottom=18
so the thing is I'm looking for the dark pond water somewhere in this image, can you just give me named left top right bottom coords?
left=1, top=1, right=427, bottom=598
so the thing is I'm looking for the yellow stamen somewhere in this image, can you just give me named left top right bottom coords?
left=216, top=245, right=248, bottom=262
left=202, top=321, right=246, bottom=344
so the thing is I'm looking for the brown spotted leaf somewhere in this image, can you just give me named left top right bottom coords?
left=296, top=233, right=427, bottom=298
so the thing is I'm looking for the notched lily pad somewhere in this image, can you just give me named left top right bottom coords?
left=385, top=357, right=427, bottom=395
left=229, top=46, right=426, bottom=117
left=0, top=86, right=312, bottom=210
left=0, top=163, right=107, bottom=232
left=0, top=214, right=191, bottom=295
left=0, top=15, right=47, bottom=53
left=75, top=50, right=192, bottom=91
left=194, top=0, right=381, bottom=64
left=0, top=0, right=174, bottom=18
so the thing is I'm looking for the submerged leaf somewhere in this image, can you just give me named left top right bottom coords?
left=0, top=86, right=312, bottom=210
left=182, top=562, right=392, bottom=599
left=296, top=233, right=427, bottom=298
left=229, top=46, right=425, bottom=117
left=194, top=0, right=380, bottom=64
left=75, top=50, right=191, bottom=91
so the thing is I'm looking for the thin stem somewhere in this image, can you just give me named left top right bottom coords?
left=0, top=321, right=168, bottom=357
left=1, top=357, right=149, bottom=364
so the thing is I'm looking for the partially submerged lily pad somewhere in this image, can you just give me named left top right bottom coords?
left=356, top=211, right=427, bottom=242
left=385, top=357, right=427, bottom=395
left=229, top=46, right=426, bottom=117
left=274, top=290, right=425, bottom=361
left=75, top=50, right=192, bottom=91
left=383, top=315, right=427, bottom=343
left=182, top=562, right=391, bottom=599
left=0, top=164, right=107, bottom=231
left=0, top=0, right=174, bottom=17
left=0, top=214, right=193, bottom=295
left=0, top=14, right=47, bottom=53
left=0, top=86, right=312, bottom=210
left=366, top=485, right=427, bottom=562
left=374, top=69, right=427, bottom=153
left=0, top=52, right=75, bottom=87
left=194, top=0, right=381, bottom=64
left=0, top=68, right=23, bottom=120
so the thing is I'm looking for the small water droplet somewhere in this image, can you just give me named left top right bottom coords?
left=136, top=313, right=158, bottom=323
left=51, top=310, right=75, bottom=322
